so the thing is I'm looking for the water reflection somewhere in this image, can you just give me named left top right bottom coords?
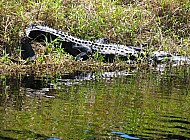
left=0, top=66, right=190, bottom=139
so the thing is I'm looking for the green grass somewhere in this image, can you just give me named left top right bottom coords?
left=0, top=0, right=190, bottom=75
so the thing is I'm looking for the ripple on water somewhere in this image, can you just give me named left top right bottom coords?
left=0, top=66, right=190, bottom=139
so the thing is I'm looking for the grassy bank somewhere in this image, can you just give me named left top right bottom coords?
left=0, top=0, right=190, bottom=75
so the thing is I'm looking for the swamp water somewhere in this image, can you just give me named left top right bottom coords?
left=0, top=66, right=190, bottom=139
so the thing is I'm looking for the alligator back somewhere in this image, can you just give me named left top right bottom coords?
left=26, top=25, right=93, bottom=46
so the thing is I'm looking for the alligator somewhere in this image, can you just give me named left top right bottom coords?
left=22, top=25, right=144, bottom=62
left=21, top=25, right=190, bottom=65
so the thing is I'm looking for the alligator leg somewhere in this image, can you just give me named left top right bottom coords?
left=60, top=42, right=92, bottom=59
left=21, top=37, right=36, bottom=61
left=75, top=52, right=90, bottom=60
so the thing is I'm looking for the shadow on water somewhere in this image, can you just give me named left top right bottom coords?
left=0, top=65, right=190, bottom=139
left=0, top=129, right=49, bottom=140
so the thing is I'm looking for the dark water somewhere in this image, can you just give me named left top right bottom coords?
left=0, top=66, right=190, bottom=140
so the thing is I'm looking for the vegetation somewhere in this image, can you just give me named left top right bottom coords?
left=0, top=0, right=190, bottom=75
